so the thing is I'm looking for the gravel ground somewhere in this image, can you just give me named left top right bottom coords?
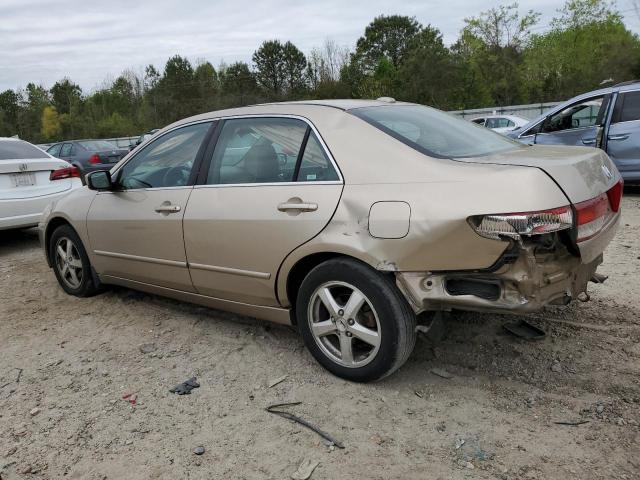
left=1, top=193, right=639, bottom=480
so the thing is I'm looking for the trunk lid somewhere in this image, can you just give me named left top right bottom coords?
left=0, top=157, right=73, bottom=200
left=458, top=145, right=620, bottom=204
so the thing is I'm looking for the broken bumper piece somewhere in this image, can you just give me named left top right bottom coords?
left=395, top=243, right=603, bottom=315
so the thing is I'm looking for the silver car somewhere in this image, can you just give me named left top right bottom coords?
left=509, top=81, right=640, bottom=184
left=40, top=100, right=622, bottom=382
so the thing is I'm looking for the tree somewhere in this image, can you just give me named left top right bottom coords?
left=459, top=3, right=540, bottom=105
left=524, top=0, right=640, bottom=100
left=41, top=106, right=61, bottom=140
left=397, top=26, right=456, bottom=108
left=50, top=78, right=82, bottom=115
left=253, top=40, right=286, bottom=96
left=0, top=89, right=21, bottom=137
left=220, top=61, right=256, bottom=94
left=354, top=15, right=422, bottom=71
left=253, top=40, right=307, bottom=97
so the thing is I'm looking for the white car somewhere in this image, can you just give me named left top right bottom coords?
left=470, top=115, right=529, bottom=134
left=0, top=137, right=82, bottom=230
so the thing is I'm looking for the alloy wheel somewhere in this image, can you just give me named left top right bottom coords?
left=307, top=281, right=381, bottom=368
left=54, top=237, right=83, bottom=289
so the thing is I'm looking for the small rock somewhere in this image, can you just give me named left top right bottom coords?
left=5, top=446, right=17, bottom=456
left=551, top=362, right=562, bottom=373
left=29, top=407, right=41, bottom=417
left=596, top=404, right=604, bottom=414
left=193, top=446, right=205, bottom=455
left=291, top=459, right=319, bottom=480
left=139, top=343, right=157, bottom=354
left=464, top=461, right=475, bottom=470
left=268, top=374, right=287, bottom=388
left=616, top=417, right=625, bottom=426
left=125, top=439, right=133, bottom=445
left=431, top=368, right=454, bottom=379
left=455, top=438, right=465, bottom=449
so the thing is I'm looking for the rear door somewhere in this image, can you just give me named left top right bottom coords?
left=183, top=116, right=343, bottom=306
left=606, top=90, right=640, bottom=182
left=59, top=143, right=73, bottom=161
left=86, top=121, right=214, bottom=292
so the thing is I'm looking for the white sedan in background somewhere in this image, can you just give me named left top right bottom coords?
left=470, top=115, right=529, bottom=134
left=0, top=137, right=82, bottom=230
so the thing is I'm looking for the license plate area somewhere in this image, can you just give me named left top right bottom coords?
left=11, top=172, right=36, bottom=187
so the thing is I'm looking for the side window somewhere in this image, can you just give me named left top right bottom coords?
left=118, top=122, right=211, bottom=190
left=471, top=118, right=485, bottom=125
left=613, top=91, right=640, bottom=123
left=47, top=144, right=61, bottom=157
left=296, top=133, right=339, bottom=182
left=541, top=97, right=604, bottom=133
left=208, top=118, right=307, bottom=184
left=60, top=143, right=73, bottom=156
left=506, top=119, right=515, bottom=127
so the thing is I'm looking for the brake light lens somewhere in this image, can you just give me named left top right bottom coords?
left=469, top=206, right=573, bottom=240
left=50, top=166, right=80, bottom=181
left=89, top=154, right=101, bottom=164
left=606, top=179, right=623, bottom=213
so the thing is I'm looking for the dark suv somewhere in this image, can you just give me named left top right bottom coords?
left=47, top=140, right=128, bottom=178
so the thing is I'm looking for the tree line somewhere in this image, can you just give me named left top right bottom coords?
left=1, top=0, right=638, bottom=144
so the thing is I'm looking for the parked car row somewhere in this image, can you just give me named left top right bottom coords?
left=46, top=140, right=128, bottom=178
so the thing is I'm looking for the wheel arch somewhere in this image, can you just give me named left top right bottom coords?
left=281, top=251, right=391, bottom=325
left=44, top=217, right=76, bottom=267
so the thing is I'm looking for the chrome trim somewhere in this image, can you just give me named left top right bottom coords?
left=188, top=262, right=271, bottom=279
left=97, top=186, right=194, bottom=194
left=193, top=180, right=341, bottom=189
left=94, top=250, right=187, bottom=268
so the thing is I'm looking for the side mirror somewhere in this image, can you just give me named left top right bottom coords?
left=86, top=170, right=113, bottom=191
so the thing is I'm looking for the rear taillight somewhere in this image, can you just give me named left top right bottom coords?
left=469, top=206, right=573, bottom=240
left=89, top=154, right=101, bottom=164
left=575, top=180, right=622, bottom=242
left=50, top=166, right=80, bottom=181
left=606, top=179, right=623, bottom=213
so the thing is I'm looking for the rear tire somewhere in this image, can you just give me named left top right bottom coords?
left=49, top=224, right=100, bottom=297
left=296, top=258, right=416, bottom=382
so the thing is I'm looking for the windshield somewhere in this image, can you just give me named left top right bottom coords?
left=79, top=140, right=117, bottom=151
left=0, top=140, right=49, bottom=160
left=350, top=105, right=522, bottom=158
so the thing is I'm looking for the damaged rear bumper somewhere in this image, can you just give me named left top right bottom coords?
left=395, top=227, right=616, bottom=315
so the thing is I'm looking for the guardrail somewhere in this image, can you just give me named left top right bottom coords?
left=449, top=102, right=559, bottom=120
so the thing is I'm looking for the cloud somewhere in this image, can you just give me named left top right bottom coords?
left=0, top=0, right=622, bottom=92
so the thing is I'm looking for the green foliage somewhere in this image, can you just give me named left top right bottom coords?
left=1, top=0, right=638, bottom=144
left=252, top=40, right=307, bottom=97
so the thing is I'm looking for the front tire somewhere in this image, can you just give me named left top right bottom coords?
left=296, top=258, right=416, bottom=382
left=49, top=224, right=100, bottom=297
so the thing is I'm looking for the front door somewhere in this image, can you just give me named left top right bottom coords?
left=183, top=116, right=343, bottom=306
left=606, top=90, right=640, bottom=182
left=526, top=95, right=609, bottom=147
left=87, top=121, right=214, bottom=291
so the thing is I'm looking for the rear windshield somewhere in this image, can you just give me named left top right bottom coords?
left=350, top=105, right=522, bottom=159
left=0, top=140, right=49, bottom=160
left=79, top=140, right=117, bottom=151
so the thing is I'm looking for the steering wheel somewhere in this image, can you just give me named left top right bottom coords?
left=162, top=165, right=191, bottom=187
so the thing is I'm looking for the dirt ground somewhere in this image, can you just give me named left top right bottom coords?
left=1, top=193, right=639, bottom=480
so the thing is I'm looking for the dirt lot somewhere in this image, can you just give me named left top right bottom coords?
left=1, top=194, right=639, bottom=480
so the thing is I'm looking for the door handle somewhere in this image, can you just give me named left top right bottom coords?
left=154, top=204, right=181, bottom=213
left=608, top=134, right=629, bottom=141
left=581, top=138, right=596, bottom=145
left=277, top=202, right=318, bottom=212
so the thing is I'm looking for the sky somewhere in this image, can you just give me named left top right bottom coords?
left=1, top=0, right=639, bottom=92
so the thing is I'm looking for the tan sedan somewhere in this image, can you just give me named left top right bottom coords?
left=40, top=100, right=623, bottom=381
